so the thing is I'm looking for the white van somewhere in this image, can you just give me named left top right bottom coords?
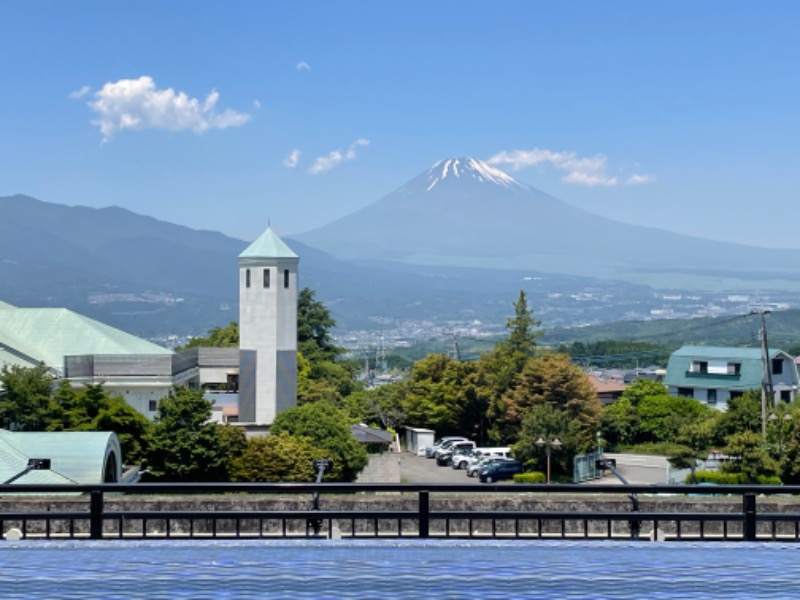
left=480, top=447, right=513, bottom=460
left=453, top=447, right=513, bottom=470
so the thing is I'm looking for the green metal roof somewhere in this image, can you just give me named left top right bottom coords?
left=0, top=307, right=171, bottom=371
left=671, top=346, right=782, bottom=360
left=0, top=430, right=121, bottom=485
left=665, top=345, right=785, bottom=390
left=239, top=227, right=298, bottom=259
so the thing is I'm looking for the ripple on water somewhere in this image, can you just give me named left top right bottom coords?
left=0, top=540, right=797, bottom=599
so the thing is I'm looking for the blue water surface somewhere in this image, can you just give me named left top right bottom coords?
left=0, top=539, right=796, bottom=599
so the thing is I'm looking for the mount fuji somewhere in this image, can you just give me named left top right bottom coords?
left=295, top=158, right=800, bottom=286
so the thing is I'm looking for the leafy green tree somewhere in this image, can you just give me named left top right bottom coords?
left=722, top=430, right=778, bottom=481
left=47, top=382, right=153, bottom=463
left=142, top=387, right=231, bottom=482
left=600, top=397, right=638, bottom=450
left=181, top=322, right=239, bottom=350
left=482, top=291, right=546, bottom=439
left=513, top=403, right=573, bottom=479
left=670, top=411, right=722, bottom=482
left=298, top=288, right=341, bottom=363
left=401, top=353, right=453, bottom=431
left=495, top=352, right=600, bottom=448
left=619, top=378, right=670, bottom=407
left=271, top=401, right=368, bottom=481
left=714, top=389, right=762, bottom=440
left=637, top=394, right=711, bottom=444
left=0, top=364, right=54, bottom=431
left=231, top=432, right=329, bottom=482
left=345, top=383, right=407, bottom=431
left=779, top=416, right=800, bottom=483
left=219, top=423, right=248, bottom=466
left=667, top=445, right=703, bottom=483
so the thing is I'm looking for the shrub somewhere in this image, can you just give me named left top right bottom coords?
left=513, top=472, right=546, bottom=484
left=690, top=471, right=782, bottom=485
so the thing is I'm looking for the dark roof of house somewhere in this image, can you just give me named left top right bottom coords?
left=351, top=424, right=393, bottom=445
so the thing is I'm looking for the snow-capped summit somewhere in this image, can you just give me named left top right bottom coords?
left=294, top=156, right=800, bottom=279
left=424, top=157, right=529, bottom=192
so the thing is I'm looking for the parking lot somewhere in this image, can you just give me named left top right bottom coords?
left=399, top=452, right=484, bottom=484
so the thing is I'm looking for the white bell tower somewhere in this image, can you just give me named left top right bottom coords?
left=237, top=227, right=299, bottom=424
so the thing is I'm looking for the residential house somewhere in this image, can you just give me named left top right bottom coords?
left=664, top=346, right=799, bottom=410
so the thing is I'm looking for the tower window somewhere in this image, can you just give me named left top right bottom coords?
left=245, top=269, right=251, bottom=288
left=263, top=268, right=270, bottom=288
left=773, top=358, right=784, bottom=375
left=284, top=269, right=290, bottom=288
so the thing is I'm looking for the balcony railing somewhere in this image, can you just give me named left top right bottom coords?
left=2, top=482, right=800, bottom=542
left=685, top=371, right=741, bottom=380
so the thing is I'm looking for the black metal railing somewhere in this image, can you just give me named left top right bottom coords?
left=1, top=482, right=800, bottom=542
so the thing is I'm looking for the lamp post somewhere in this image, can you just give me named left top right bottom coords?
left=536, top=436, right=562, bottom=483
left=768, top=412, right=792, bottom=457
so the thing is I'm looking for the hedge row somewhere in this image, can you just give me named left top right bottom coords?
left=689, top=471, right=782, bottom=485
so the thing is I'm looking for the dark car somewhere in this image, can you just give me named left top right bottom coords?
left=479, top=459, right=523, bottom=483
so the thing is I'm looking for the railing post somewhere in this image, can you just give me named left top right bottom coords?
left=90, top=489, right=104, bottom=540
left=743, top=493, right=757, bottom=541
left=419, top=490, right=430, bottom=538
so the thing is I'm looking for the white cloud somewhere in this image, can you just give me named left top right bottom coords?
left=253, top=99, right=262, bottom=109
left=488, top=148, right=620, bottom=187
left=626, top=173, right=656, bottom=185
left=309, top=138, right=369, bottom=174
left=88, top=76, right=250, bottom=142
left=283, top=149, right=301, bottom=168
left=68, top=85, right=91, bottom=99
left=296, top=61, right=311, bottom=72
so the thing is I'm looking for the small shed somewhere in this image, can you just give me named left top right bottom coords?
left=405, top=427, right=435, bottom=456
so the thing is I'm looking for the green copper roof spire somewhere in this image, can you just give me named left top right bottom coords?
left=239, top=227, right=298, bottom=259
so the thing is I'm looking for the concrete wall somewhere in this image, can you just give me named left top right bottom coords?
left=355, top=453, right=401, bottom=483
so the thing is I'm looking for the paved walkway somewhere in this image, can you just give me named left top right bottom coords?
left=399, top=453, right=482, bottom=484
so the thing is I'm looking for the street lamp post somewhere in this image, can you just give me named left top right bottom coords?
left=536, top=436, right=562, bottom=483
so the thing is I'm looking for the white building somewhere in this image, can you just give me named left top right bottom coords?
left=0, top=302, right=174, bottom=417
left=237, top=227, right=299, bottom=425
left=0, top=226, right=301, bottom=427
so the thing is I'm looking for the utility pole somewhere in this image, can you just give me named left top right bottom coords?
left=452, top=332, right=461, bottom=361
left=752, top=308, right=774, bottom=440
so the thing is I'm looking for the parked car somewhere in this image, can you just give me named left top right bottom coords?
left=434, top=439, right=474, bottom=461
left=455, top=447, right=513, bottom=471
left=425, top=437, right=468, bottom=458
left=468, top=456, right=510, bottom=478
left=436, top=441, right=476, bottom=466
left=479, top=459, right=523, bottom=483
left=451, top=449, right=481, bottom=471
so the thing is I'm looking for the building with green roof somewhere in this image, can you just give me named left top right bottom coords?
left=0, top=302, right=174, bottom=418
left=238, top=227, right=299, bottom=426
left=664, top=346, right=799, bottom=410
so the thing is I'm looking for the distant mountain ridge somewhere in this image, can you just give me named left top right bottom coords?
left=1, top=193, right=649, bottom=339
left=295, top=158, right=800, bottom=283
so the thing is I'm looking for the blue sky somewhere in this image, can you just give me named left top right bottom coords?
left=1, top=2, right=799, bottom=247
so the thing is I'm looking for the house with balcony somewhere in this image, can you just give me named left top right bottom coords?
left=664, top=346, right=799, bottom=410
